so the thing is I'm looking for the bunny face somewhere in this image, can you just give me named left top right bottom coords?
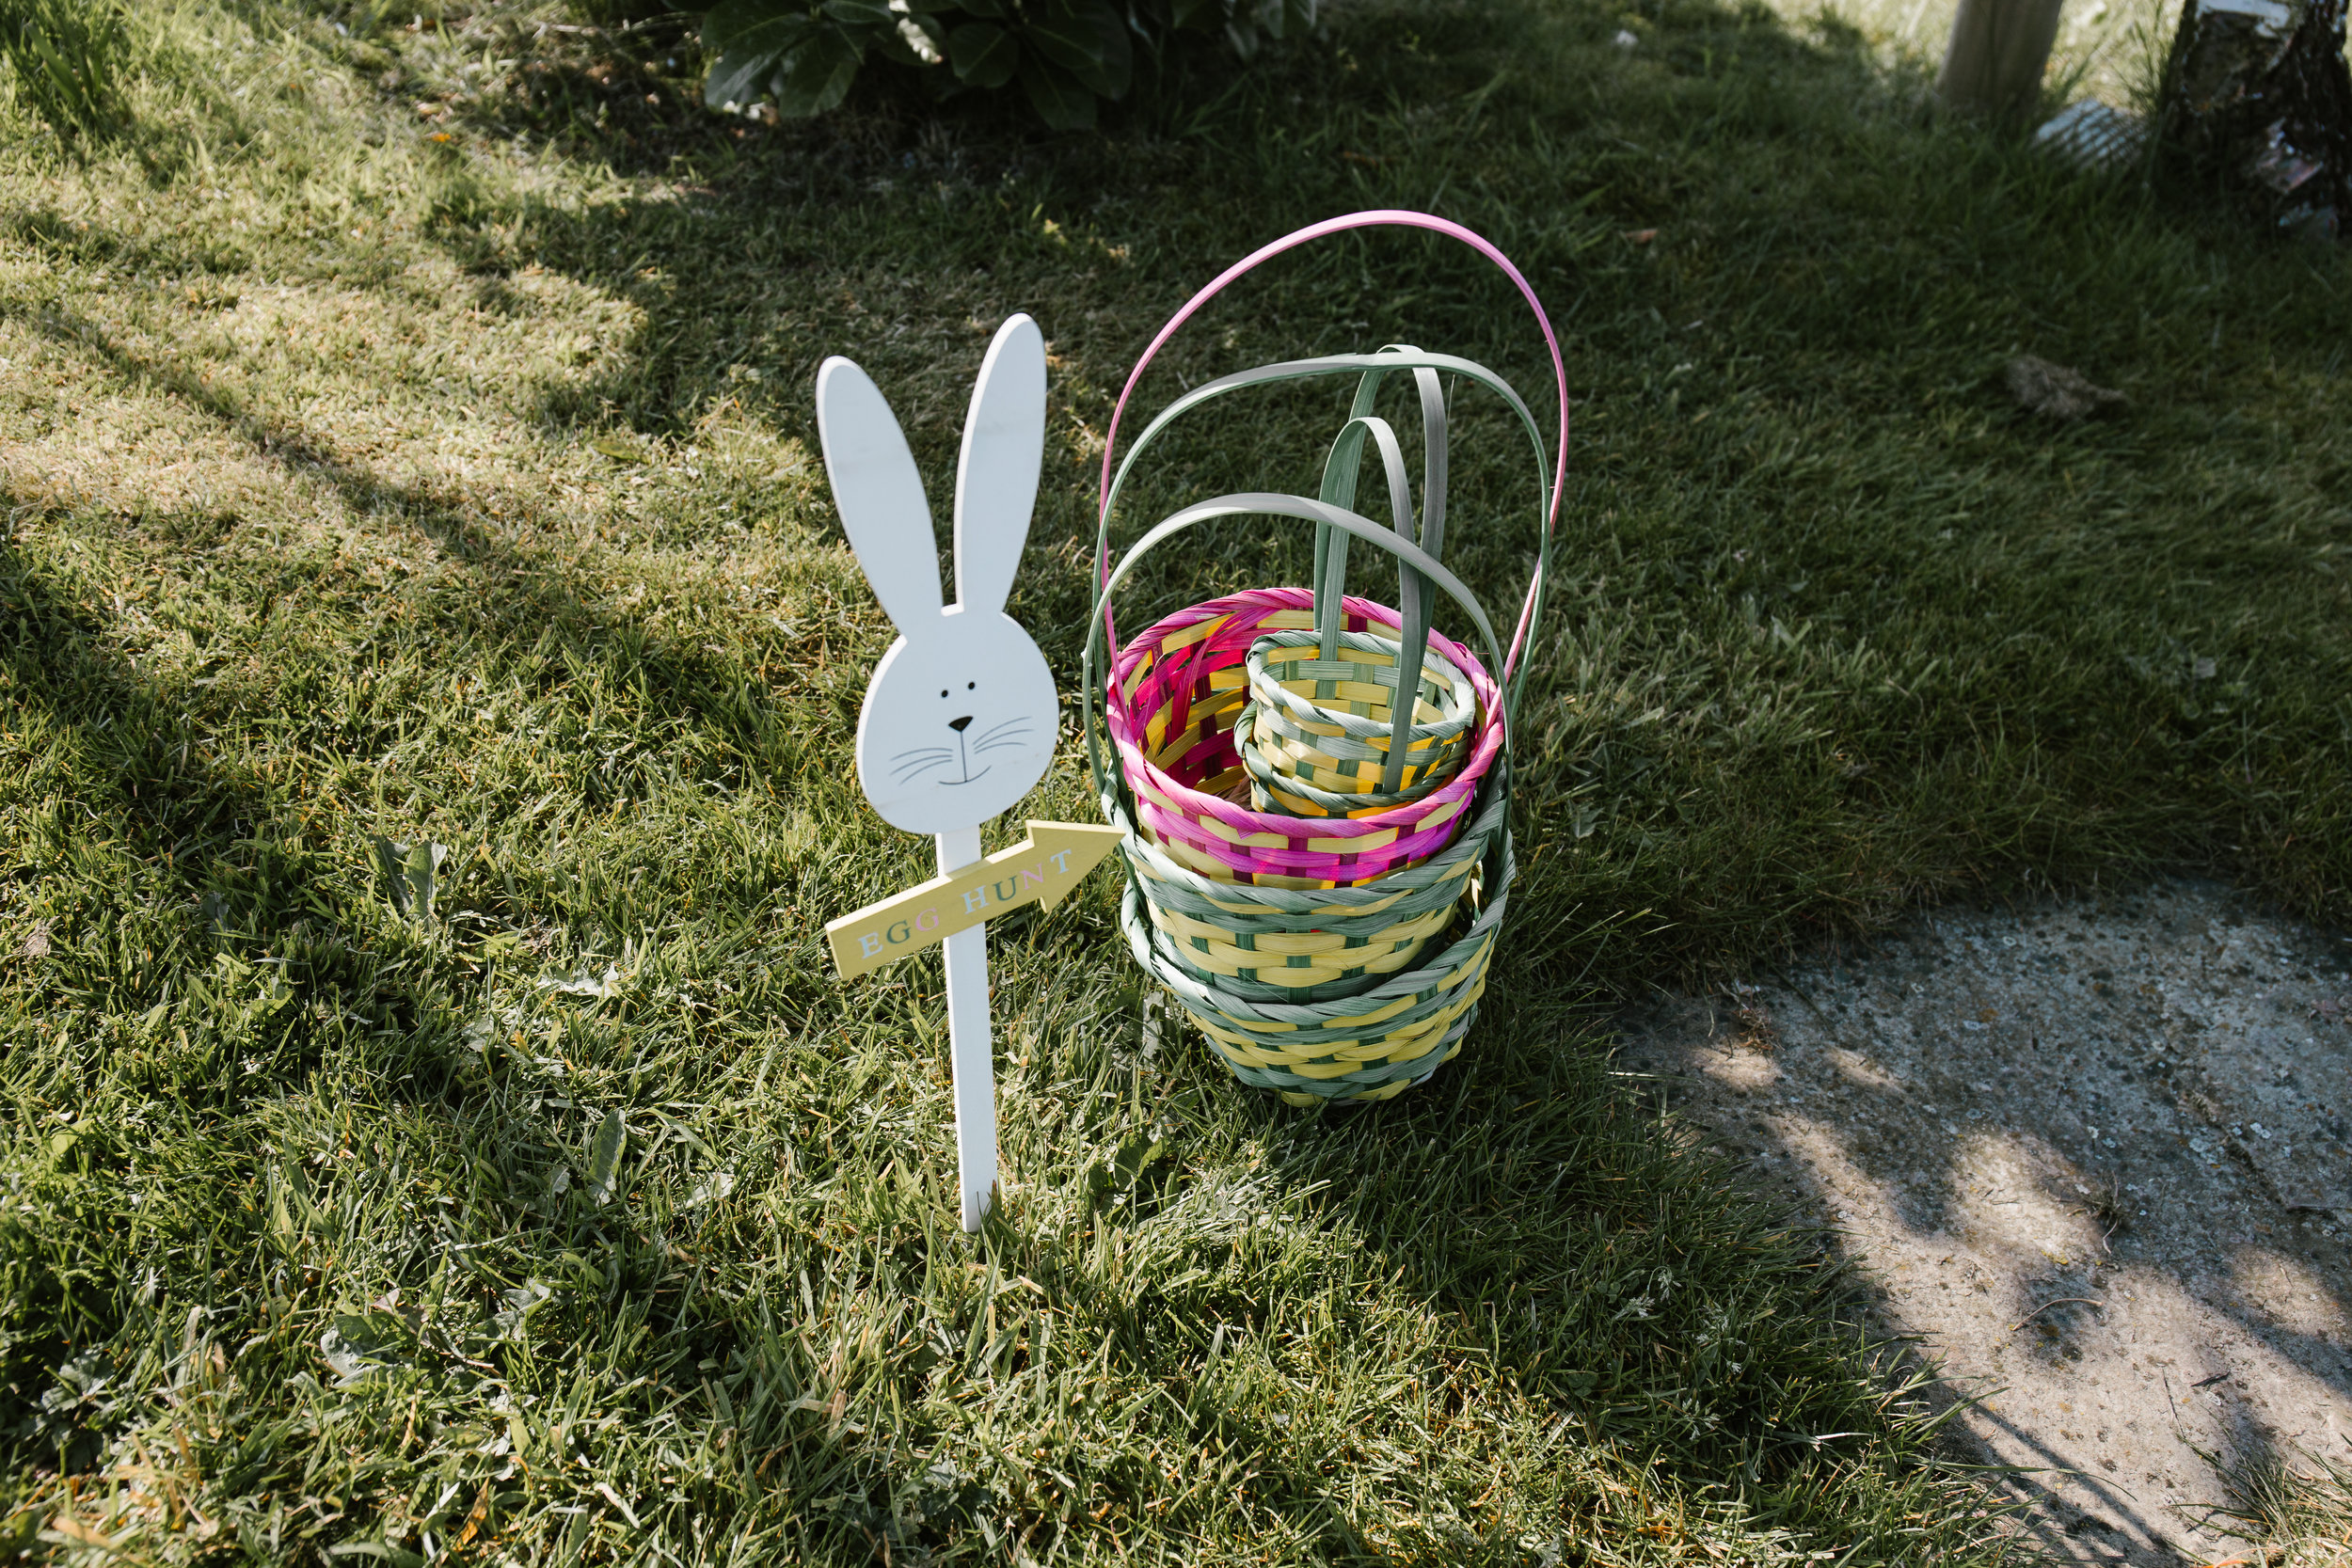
left=817, top=315, right=1060, bottom=838
left=857, top=609, right=1057, bottom=834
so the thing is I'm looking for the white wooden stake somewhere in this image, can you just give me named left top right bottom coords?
left=814, top=314, right=1055, bottom=1238
left=936, top=824, right=995, bottom=1232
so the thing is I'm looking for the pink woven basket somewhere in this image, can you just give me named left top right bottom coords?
left=1105, top=585, right=1502, bottom=889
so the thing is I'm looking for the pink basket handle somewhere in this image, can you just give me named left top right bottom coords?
left=1094, top=210, right=1569, bottom=682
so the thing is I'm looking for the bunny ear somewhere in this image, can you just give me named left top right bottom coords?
left=951, top=314, right=1047, bottom=617
left=817, top=355, right=944, bottom=635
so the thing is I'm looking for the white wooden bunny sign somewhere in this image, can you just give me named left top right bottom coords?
left=817, top=314, right=1121, bottom=1232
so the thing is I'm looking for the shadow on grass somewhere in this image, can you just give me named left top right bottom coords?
left=0, top=490, right=748, bottom=1444
left=10, top=0, right=2351, bottom=1552
left=1614, top=893, right=2352, bottom=1565
left=0, top=541, right=720, bottom=1528
left=856, top=970, right=2012, bottom=1563
left=2, top=288, right=803, bottom=779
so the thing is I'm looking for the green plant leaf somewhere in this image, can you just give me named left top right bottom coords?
left=948, top=0, right=1006, bottom=18
left=685, top=1169, right=737, bottom=1209
left=1168, top=0, right=1222, bottom=29
left=492, top=1279, right=553, bottom=1340
left=948, top=22, right=1019, bottom=87
left=1018, top=54, right=1097, bottom=128
left=703, top=0, right=811, bottom=53
left=371, top=835, right=406, bottom=915
left=405, top=841, right=448, bottom=926
left=26, top=29, right=90, bottom=119
left=585, top=1110, right=627, bottom=1207
left=320, top=1315, right=410, bottom=1385
left=371, top=836, right=448, bottom=925
left=821, top=0, right=896, bottom=24
left=701, top=0, right=814, bottom=106
left=771, top=29, right=865, bottom=117
left=537, top=962, right=624, bottom=998
left=1028, top=0, right=1131, bottom=98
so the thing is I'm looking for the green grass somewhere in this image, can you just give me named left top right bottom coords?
left=2206, top=1444, right=2352, bottom=1564
left=1, top=0, right=2346, bottom=1561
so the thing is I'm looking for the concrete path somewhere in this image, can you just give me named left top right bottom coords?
left=1617, top=880, right=2351, bottom=1565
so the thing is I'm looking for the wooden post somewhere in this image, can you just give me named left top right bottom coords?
left=1937, top=0, right=2067, bottom=121
left=934, top=824, right=996, bottom=1233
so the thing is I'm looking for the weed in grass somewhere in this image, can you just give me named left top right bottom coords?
left=0, top=0, right=130, bottom=137
left=2201, top=1444, right=2352, bottom=1565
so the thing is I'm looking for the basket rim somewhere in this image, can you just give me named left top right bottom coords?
left=1114, top=823, right=1514, bottom=1039
left=1244, top=627, right=1480, bottom=748
left=1238, top=739, right=1463, bottom=819
left=1104, top=586, right=1503, bottom=852
left=1104, top=756, right=1510, bottom=916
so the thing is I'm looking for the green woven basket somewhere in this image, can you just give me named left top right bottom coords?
left=1239, top=626, right=1480, bottom=818
left=1080, top=210, right=1568, bottom=1104
left=1084, top=348, right=1548, bottom=1103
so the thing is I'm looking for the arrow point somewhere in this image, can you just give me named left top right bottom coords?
left=1021, top=820, right=1122, bottom=904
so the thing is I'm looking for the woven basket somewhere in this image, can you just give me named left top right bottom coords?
left=1105, top=586, right=1502, bottom=890
left=1108, top=768, right=1515, bottom=1101
left=1240, top=626, right=1479, bottom=818
left=1082, top=212, right=1568, bottom=1105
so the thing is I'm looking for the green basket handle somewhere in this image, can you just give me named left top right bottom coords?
left=1091, top=210, right=1571, bottom=701
left=1095, top=347, right=1551, bottom=727
left=1313, top=348, right=1451, bottom=795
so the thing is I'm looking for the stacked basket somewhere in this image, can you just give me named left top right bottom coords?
left=1082, top=211, right=1567, bottom=1105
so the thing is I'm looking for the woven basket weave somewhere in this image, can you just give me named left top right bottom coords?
left=1082, top=212, right=1567, bottom=1105
left=1240, top=626, right=1478, bottom=817
left=1089, top=499, right=1519, bottom=1107
left=1108, top=769, right=1514, bottom=1101
left=1104, top=586, right=1501, bottom=890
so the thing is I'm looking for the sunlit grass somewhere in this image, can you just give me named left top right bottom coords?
left=0, top=0, right=2345, bottom=1561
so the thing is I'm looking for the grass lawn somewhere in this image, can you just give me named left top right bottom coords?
left=2, top=0, right=2346, bottom=1560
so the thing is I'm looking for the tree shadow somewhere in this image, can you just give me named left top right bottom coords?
left=0, top=287, right=798, bottom=770
left=1613, top=880, right=2352, bottom=1566
left=0, top=502, right=748, bottom=1512
left=882, top=968, right=2010, bottom=1565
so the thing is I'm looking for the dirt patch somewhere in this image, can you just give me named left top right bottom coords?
left=1617, top=879, right=2352, bottom=1565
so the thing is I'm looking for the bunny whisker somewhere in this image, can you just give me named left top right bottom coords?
left=893, top=755, right=957, bottom=783
left=974, top=718, right=1031, bottom=744
left=891, top=746, right=956, bottom=762
left=973, top=736, right=1033, bottom=756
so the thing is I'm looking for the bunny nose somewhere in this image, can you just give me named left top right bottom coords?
left=948, top=715, right=975, bottom=733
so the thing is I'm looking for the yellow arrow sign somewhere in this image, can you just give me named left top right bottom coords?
left=827, top=820, right=1125, bottom=979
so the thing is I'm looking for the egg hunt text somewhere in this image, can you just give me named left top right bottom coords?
left=825, top=820, right=1125, bottom=979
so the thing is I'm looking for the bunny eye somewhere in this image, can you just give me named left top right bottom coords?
left=940, top=689, right=948, bottom=698
left=966, top=681, right=976, bottom=690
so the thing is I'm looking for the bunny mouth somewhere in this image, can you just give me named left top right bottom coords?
left=891, top=749, right=990, bottom=787
left=890, top=715, right=1031, bottom=788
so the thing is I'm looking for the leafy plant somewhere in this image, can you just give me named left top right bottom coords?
left=699, top=0, right=1311, bottom=130
left=373, top=835, right=451, bottom=927
left=583, top=1110, right=628, bottom=1206
left=0, top=0, right=131, bottom=135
